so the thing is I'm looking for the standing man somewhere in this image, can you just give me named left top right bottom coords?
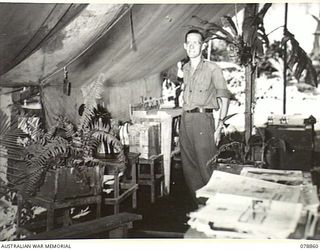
left=180, top=29, right=231, bottom=201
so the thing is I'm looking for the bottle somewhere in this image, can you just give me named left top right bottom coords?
left=280, top=115, right=287, bottom=125
left=267, top=113, right=273, bottom=125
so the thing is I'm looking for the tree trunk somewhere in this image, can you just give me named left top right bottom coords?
left=242, top=4, right=258, bottom=153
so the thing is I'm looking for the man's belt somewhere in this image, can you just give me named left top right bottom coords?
left=185, top=107, right=213, bottom=113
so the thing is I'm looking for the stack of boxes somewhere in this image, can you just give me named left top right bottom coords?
left=128, top=122, right=161, bottom=159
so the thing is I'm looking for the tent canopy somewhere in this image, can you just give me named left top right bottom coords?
left=0, top=3, right=242, bottom=87
left=0, top=3, right=243, bottom=125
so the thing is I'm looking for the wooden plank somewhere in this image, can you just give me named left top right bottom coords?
left=27, top=195, right=101, bottom=209
left=138, top=230, right=184, bottom=238
left=25, top=212, right=142, bottom=240
left=104, top=184, right=138, bottom=204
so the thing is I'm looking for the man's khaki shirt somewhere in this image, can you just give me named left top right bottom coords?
left=183, top=58, right=231, bottom=111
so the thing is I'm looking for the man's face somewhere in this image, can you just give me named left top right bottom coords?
left=184, top=33, right=204, bottom=59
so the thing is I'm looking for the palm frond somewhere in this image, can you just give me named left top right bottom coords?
left=191, top=16, right=236, bottom=43
left=0, top=110, right=27, bottom=150
left=281, top=29, right=318, bottom=87
left=78, top=106, right=95, bottom=131
left=221, top=15, right=238, bottom=36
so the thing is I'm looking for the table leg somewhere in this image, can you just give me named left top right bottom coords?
left=161, top=118, right=173, bottom=194
left=63, top=209, right=72, bottom=227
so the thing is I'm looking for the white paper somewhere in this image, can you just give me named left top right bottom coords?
left=196, top=171, right=301, bottom=203
left=240, top=167, right=304, bottom=185
left=188, top=193, right=303, bottom=239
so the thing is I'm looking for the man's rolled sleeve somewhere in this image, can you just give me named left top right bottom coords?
left=212, top=67, right=232, bottom=99
left=216, top=88, right=231, bottom=98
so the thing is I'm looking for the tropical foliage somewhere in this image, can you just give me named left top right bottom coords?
left=191, top=4, right=318, bottom=87
left=281, top=30, right=318, bottom=87
left=0, top=110, right=26, bottom=162
left=190, top=3, right=272, bottom=66
left=0, top=105, right=125, bottom=199
left=18, top=105, right=125, bottom=198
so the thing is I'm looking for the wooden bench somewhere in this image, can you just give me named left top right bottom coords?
left=25, top=212, right=142, bottom=240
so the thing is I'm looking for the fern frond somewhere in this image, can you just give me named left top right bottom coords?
left=79, top=106, right=95, bottom=131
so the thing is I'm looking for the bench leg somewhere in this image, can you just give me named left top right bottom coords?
left=114, top=203, right=120, bottom=214
left=96, top=199, right=101, bottom=218
left=47, top=208, right=54, bottom=231
left=151, top=182, right=155, bottom=203
left=63, top=209, right=73, bottom=227
left=132, top=190, right=137, bottom=209
left=109, top=224, right=129, bottom=238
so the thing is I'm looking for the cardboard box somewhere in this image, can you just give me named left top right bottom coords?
left=128, top=122, right=161, bottom=159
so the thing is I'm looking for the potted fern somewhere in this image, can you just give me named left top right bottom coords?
left=12, top=104, right=125, bottom=200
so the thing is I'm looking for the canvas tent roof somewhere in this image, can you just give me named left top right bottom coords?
left=0, top=3, right=242, bottom=87
left=0, top=3, right=243, bottom=125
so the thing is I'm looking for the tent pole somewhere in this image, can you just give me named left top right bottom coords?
left=283, top=3, right=288, bottom=115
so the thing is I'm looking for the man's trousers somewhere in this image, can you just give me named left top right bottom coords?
left=179, top=112, right=217, bottom=200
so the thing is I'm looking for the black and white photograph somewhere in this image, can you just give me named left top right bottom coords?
left=0, top=1, right=320, bottom=247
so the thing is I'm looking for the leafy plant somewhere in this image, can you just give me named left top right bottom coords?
left=206, top=122, right=288, bottom=172
left=190, top=3, right=272, bottom=66
left=244, top=126, right=288, bottom=170
left=0, top=110, right=26, bottom=162
left=281, top=30, right=318, bottom=87
left=206, top=141, right=247, bottom=171
left=206, top=113, right=251, bottom=171
left=0, top=104, right=125, bottom=199
left=15, top=106, right=125, bottom=198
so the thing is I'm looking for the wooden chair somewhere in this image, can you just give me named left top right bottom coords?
left=138, top=154, right=164, bottom=203
left=103, top=152, right=140, bottom=214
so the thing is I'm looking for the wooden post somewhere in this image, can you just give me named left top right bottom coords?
left=242, top=4, right=258, bottom=148
left=283, top=3, right=288, bottom=114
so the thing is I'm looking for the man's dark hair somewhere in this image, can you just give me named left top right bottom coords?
left=184, top=29, right=204, bottom=43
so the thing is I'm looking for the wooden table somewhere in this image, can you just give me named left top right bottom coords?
left=17, top=194, right=102, bottom=231
left=103, top=152, right=140, bottom=214
left=131, top=108, right=182, bottom=194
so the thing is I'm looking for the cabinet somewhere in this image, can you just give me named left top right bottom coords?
left=264, top=125, right=315, bottom=170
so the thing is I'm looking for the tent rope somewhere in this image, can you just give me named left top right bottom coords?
left=130, top=8, right=137, bottom=51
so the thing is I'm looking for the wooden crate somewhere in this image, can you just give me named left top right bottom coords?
left=37, top=166, right=104, bottom=201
